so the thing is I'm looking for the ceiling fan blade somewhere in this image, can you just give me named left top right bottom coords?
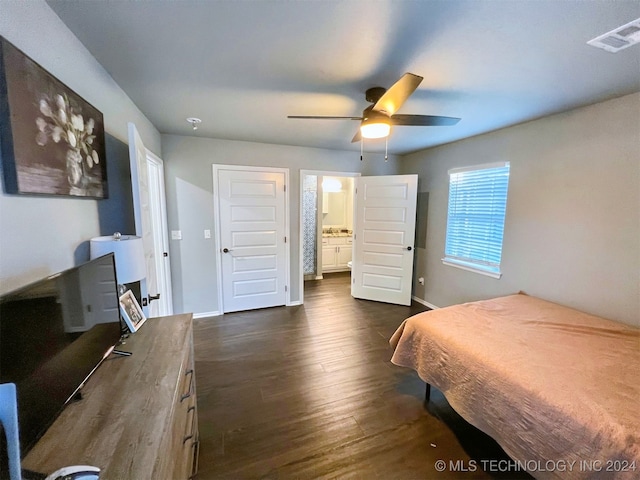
left=371, top=73, right=423, bottom=117
left=351, top=129, right=362, bottom=143
left=287, top=115, right=362, bottom=120
left=390, top=114, right=461, bottom=126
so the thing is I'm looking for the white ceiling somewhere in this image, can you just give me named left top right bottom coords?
left=46, top=0, right=640, bottom=155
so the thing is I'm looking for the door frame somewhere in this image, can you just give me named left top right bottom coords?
left=146, top=149, right=173, bottom=316
left=298, top=170, right=360, bottom=305
left=213, top=164, right=291, bottom=313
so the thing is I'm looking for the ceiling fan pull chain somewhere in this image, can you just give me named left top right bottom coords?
left=385, top=137, right=388, bottom=162
left=360, top=137, right=363, bottom=161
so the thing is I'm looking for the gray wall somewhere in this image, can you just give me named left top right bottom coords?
left=161, top=134, right=399, bottom=315
left=0, top=1, right=160, bottom=294
left=401, top=93, right=639, bottom=326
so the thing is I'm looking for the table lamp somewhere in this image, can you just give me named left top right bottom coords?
left=90, top=232, right=146, bottom=295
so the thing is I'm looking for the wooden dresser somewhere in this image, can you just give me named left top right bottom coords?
left=22, top=313, right=199, bottom=479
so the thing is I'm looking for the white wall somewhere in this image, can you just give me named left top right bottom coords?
left=402, top=93, right=640, bottom=326
left=161, top=134, right=399, bottom=315
left=0, top=1, right=160, bottom=293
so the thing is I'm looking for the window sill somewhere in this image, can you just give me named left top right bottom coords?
left=442, top=258, right=502, bottom=279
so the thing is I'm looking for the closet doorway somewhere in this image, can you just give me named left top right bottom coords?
left=299, top=170, right=359, bottom=304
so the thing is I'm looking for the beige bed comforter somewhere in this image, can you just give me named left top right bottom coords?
left=390, top=294, right=640, bottom=479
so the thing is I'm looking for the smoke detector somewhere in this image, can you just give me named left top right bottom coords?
left=587, top=17, right=640, bottom=53
left=186, top=117, right=202, bottom=130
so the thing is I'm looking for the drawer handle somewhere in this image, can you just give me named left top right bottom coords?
left=183, top=405, right=197, bottom=444
left=189, top=439, right=200, bottom=479
left=181, top=369, right=194, bottom=402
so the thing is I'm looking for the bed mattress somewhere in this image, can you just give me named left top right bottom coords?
left=390, top=294, right=640, bottom=479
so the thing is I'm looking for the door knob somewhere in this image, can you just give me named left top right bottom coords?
left=405, top=246, right=413, bottom=251
left=223, top=248, right=231, bottom=253
left=141, top=294, right=160, bottom=306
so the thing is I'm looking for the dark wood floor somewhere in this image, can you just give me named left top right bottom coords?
left=193, top=273, right=531, bottom=479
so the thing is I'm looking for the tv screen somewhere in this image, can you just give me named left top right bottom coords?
left=0, top=253, right=122, bottom=463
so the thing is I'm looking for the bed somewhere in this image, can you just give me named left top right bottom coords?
left=390, top=293, right=640, bottom=480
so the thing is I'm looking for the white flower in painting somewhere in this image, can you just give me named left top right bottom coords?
left=71, top=114, right=84, bottom=131
left=52, top=126, right=63, bottom=143
left=36, top=117, right=47, bottom=132
left=36, top=93, right=101, bottom=178
left=39, top=99, right=52, bottom=117
left=56, top=94, right=65, bottom=110
left=67, top=130, right=77, bottom=148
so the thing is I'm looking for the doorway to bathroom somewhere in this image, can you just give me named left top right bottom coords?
left=299, top=170, right=360, bottom=303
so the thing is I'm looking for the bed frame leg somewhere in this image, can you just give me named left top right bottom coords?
left=424, top=383, right=431, bottom=404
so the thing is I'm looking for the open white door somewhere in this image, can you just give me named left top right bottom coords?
left=128, top=123, right=160, bottom=317
left=146, top=152, right=173, bottom=316
left=351, top=174, right=418, bottom=306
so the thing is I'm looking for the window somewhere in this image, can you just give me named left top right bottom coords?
left=443, top=162, right=510, bottom=278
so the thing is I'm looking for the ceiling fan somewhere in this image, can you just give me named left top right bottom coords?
left=288, top=73, right=461, bottom=143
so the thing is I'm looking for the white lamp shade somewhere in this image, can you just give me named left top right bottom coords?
left=90, top=234, right=146, bottom=284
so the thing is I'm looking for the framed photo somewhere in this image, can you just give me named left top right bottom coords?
left=0, top=36, right=107, bottom=198
left=119, top=290, right=147, bottom=333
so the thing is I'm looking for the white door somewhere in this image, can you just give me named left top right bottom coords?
left=215, top=166, right=288, bottom=313
left=128, top=123, right=160, bottom=317
left=146, top=152, right=173, bottom=316
left=351, top=174, right=418, bottom=306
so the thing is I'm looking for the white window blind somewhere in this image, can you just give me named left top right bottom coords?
left=443, top=162, right=510, bottom=278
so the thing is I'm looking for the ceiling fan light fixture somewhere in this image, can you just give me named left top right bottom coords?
left=360, top=117, right=391, bottom=139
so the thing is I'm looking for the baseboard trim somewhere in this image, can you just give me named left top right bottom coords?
left=194, top=301, right=302, bottom=317
left=193, top=310, right=222, bottom=319
left=412, top=296, right=440, bottom=310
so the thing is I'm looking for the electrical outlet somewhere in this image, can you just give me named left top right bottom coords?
left=171, top=230, right=182, bottom=240
left=418, top=277, right=425, bottom=285
left=204, top=229, right=211, bottom=239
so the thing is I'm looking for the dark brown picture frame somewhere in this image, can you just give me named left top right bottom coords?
left=0, top=36, right=107, bottom=198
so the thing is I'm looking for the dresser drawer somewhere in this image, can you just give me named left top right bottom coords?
left=170, top=331, right=199, bottom=479
left=327, top=236, right=352, bottom=245
left=176, top=401, right=199, bottom=479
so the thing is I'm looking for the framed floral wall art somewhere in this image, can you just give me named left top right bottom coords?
left=0, top=36, right=107, bottom=198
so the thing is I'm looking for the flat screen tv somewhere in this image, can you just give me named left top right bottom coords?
left=0, top=253, right=122, bottom=470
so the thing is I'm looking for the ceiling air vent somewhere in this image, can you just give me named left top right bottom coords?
left=587, top=17, right=640, bottom=53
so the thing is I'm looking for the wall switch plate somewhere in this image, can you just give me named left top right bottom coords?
left=171, top=230, right=182, bottom=240
left=204, top=229, right=211, bottom=239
